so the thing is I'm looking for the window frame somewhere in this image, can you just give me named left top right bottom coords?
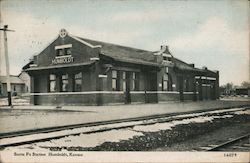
left=184, top=78, right=189, bottom=92
left=61, top=74, right=69, bottom=92
left=162, top=73, right=169, bottom=91
left=57, top=49, right=64, bottom=56
left=132, top=72, right=139, bottom=91
left=49, top=74, right=56, bottom=92
left=74, top=72, right=82, bottom=92
left=163, top=56, right=172, bottom=62
left=56, top=48, right=72, bottom=57
left=65, top=48, right=72, bottom=55
left=165, top=67, right=169, bottom=73
left=122, top=71, right=126, bottom=91
left=111, top=70, right=118, bottom=91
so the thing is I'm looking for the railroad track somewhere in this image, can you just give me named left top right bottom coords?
left=198, top=133, right=250, bottom=151
left=0, top=107, right=249, bottom=149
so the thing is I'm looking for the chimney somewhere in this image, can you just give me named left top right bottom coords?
left=202, top=66, right=207, bottom=70
left=189, top=64, right=195, bottom=67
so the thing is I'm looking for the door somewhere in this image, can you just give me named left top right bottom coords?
left=124, top=72, right=131, bottom=104
left=178, top=76, right=184, bottom=102
left=145, top=72, right=157, bottom=103
left=210, top=82, right=216, bottom=100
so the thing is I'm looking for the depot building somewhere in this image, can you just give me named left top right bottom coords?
left=23, top=29, right=219, bottom=106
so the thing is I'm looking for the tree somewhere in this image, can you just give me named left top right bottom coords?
left=225, top=82, right=234, bottom=90
left=241, top=81, right=250, bottom=88
left=220, top=82, right=235, bottom=95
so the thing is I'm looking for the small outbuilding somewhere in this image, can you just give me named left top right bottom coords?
left=235, top=87, right=250, bottom=96
left=0, top=75, right=26, bottom=97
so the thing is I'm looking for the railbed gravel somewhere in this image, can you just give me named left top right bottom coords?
left=50, top=113, right=250, bottom=151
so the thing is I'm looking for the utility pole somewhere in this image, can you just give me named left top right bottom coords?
left=0, top=25, right=15, bottom=106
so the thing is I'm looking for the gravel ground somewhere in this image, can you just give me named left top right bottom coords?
left=84, top=114, right=250, bottom=151
left=6, top=110, right=248, bottom=152
left=10, top=110, right=246, bottom=151
left=155, top=122, right=250, bottom=151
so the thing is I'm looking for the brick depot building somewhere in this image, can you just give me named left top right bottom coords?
left=23, top=29, right=219, bottom=106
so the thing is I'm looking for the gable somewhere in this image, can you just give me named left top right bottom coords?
left=34, top=31, right=101, bottom=68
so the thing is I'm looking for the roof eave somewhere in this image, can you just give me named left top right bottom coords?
left=101, top=53, right=160, bottom=67
left=25, top=61, right=95, bottom=71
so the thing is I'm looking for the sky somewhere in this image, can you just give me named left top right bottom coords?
left=0, top=0, right=249, bottom=86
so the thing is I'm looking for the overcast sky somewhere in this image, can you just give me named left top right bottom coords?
left=0, top=0, right=249, bottom=85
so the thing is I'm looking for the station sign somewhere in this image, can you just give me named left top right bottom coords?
left=52, top=55, right=74, bottom=64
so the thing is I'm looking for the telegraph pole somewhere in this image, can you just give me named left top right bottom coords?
left=0, top=25, right=15, bottom=106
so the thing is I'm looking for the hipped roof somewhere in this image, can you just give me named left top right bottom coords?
left=77, top=37, right=205, bottom=71
left=76, top=37, right=158, bottom=66
left=24, top=33, right=215, bottom=73
left=172, top=58, right=204, bottom=72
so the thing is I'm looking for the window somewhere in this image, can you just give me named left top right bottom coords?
left=65, top=48, right=71, bottom=55
left=122, top=72, right=126, bottom=91
left=162, top=74, right=168, bottom=91
left=61, top=74, right=69, bottom=92
left=58, top=49, right=64, bottom=56
left=163, top=56, right=171, bottom=62
left=184, top=78, right=189, bottom=91
left=165, top=67, right=169, bottom=73
left=56, top=48, right=71, bottom=56
left=49, top=74, right=56, bottom=92
left=74, top=72, right=82, bottom=92
left=132, top=72, right=139, bottom=91
left=112, top=70, right=118, bottom=91
left=55, top=44, right=72, bottom=57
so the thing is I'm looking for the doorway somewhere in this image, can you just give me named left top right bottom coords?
left=145, top=72, right=157, bottom=103
left=123, top=71, right=131, bottom=104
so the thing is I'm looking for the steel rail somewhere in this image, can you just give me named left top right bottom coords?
left=0, top=113, right=202, bottom=148
left=1, top=106, right=247, bottom=139
left=0, top=107, right=248, bottom=148
left=207, top=133, right=250, bottom=151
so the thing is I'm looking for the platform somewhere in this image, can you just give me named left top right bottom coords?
left=0, top=100, right=249, bottom=135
